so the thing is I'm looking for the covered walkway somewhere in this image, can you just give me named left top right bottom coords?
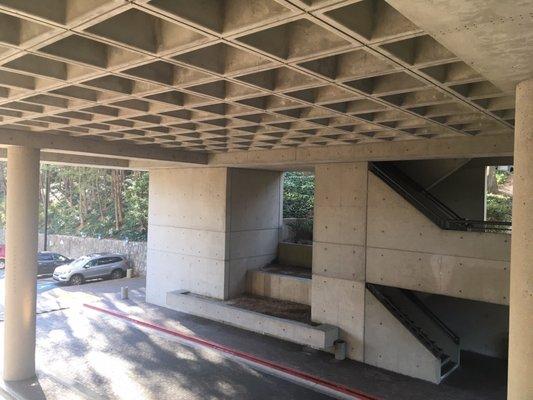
left=0, top=1, right=530, bottom=398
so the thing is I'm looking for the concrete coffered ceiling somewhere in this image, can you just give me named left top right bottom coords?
left=0, top=0, right=525, bottom=163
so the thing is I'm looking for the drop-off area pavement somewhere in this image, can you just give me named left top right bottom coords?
left=0, top=273, right=507, bottom=400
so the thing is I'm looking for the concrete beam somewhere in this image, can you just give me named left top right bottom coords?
left=208, top=135, right=513, bottom=168
left=0, top=128, right=207, bottom=165
left=0, top=149, right=131, bottom=169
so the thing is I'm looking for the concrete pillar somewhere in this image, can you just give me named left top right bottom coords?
left=3, top=146, right=40, bottom=381
left=311, top=162, right=368, bottom=361
left=508, top=79, right=533, bottom=399
left=146, top=167, right=282, bottom=306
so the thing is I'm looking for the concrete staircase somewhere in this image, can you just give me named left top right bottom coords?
left=367, top=283, right=461, bottom=381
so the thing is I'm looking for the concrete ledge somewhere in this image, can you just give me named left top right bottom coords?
left=246, top=269, right=311, bottom=305
left=278, top=242, right=312, bottom=268
left=166, top=290, right=338, bottom=349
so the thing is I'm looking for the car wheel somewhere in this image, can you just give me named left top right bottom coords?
left=69, top=274, right=84, bottom=286
left=110, top=269, right=124, bottom=280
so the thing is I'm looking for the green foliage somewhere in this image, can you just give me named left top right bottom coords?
left=287, top=218, right=313, bottom=243
left=122, top=172, right=149, bottom=241
left=494, top=170, right=511, bottom=185
left=486, top=193, right=512, bottom=222
left=283, top=172, right=314, bottom=218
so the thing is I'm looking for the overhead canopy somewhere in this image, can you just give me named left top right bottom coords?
left=0, top=0, right=526, bottom=165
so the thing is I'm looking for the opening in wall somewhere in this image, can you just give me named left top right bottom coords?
left=282, top=170, right=315, bottom=245
left=485, top=165, right=513, bottom=224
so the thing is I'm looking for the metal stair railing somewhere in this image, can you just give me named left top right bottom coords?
left=400, top=289, right=460, bottom=345
left=366, top=283, right=446, bottom=359
left=369, top=162, right=511, bottom=233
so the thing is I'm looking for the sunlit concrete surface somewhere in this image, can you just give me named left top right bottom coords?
left=0, top=278, right=333, bottom=400
left=0, top=277, right=507, bottom=400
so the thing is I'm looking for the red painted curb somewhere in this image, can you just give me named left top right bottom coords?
left=83, top=303, right=381, bottom=400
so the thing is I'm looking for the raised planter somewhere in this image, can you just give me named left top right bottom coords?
left=278, top=242, right=312, bottom=268
left=167, top=290, right=338, bottom=349
left=247, top=268, right=311, bottom=305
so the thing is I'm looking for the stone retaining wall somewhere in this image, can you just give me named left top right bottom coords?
left=0, top=229, right=147, bottom=276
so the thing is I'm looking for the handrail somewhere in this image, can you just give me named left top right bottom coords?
left=369, top=162, right=461, bottom=221
left=369, top=162, right=511, bottom=233
left=400, top=289, right=460, bottom=344
left=366, top=283, right=445, bottom=358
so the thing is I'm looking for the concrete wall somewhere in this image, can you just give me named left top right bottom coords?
left=146, top=167, right=281, bottom=306
left=366, top=173, right=510, bottom=305
left=247, top=269, right=311, bottom=305
left=311, top=162, right=368, bottom=361
left=278, top=242, right=312, bottom=268
left=428, top=163, right=486, bottom=220
left=364, top=289, right=441, bottom=383
left=147, top=167, right=230, bottom=305
left=395, top=159, right=486, bottom=220
left=420, top=294, right=509, bottom=358
left=227, top=168, right=282, bottom=298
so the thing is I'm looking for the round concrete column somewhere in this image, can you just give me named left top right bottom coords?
left=508, top=79, right=533, bottom=399
left=3, top=146, right=40, bottom=381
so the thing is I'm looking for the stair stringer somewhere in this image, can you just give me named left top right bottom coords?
left=364, top=288, right=442, bottom=384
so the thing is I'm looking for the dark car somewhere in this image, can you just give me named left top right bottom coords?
left=38, top=252, right=71, bottom=276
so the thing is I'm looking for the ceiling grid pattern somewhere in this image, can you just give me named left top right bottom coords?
left=0, top=0, right=515, bottom=154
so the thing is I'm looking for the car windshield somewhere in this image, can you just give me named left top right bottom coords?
left=69, top=256, right=92, bottom=268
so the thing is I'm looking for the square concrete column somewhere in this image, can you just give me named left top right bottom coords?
left=3, top=146, right=40, bottom=381
left=508, top=80, right=533, bottom=399
left=146, top=167, right=282, bottom=306
left=311, top=162, right=368, bottom=361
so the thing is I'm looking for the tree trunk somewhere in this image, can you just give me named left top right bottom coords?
left=486, top=166, right=498, bottom=194
left=112, top=170, right=124, bottom=231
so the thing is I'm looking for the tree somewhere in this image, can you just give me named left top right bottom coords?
left=0, top=163, right=149, bottom=241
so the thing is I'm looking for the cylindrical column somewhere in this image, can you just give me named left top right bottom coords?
left=508, top=79, right=533, bottom=399
left=3, top=146, right=40, bottom=381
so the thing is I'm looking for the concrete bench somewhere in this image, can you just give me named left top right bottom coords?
left=166, top=290, right=338, bottom=349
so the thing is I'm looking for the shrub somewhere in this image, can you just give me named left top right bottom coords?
left=283, top=172, right=314, bottom=219
left=486, top=193, right=512, bottom=222
left=287, top=218, right=313, bottom=243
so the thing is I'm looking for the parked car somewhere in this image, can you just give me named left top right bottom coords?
left=53, top=253, right=128, bottom=285
left=0, top=244, right=5, bottom=269
left=38, top=252, right=71, bottom=276
left=0, top=249, right=70, bottom=274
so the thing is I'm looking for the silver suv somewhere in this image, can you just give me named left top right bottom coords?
left=53, top=253, right=129, bottom=285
